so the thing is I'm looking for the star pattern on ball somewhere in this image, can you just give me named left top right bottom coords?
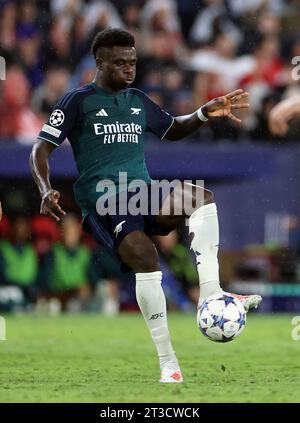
left=237, top=312, right=246, bottom=329
left=199, top=300, right=209, bottom=314
left=223, top=295, right=236, bottom=306
left=212, top=314, right=230, bottom=330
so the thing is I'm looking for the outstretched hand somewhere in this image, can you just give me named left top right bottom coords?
left=40, top=190, right=66, bottom=221
left=203, top=89, right=249, bottom=123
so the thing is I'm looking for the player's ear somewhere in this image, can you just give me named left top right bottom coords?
left=96, top=57, right=103, bottom=69
left=95, top=48, right=105, bottom=69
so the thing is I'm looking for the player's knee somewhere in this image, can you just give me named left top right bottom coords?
left=130, top=243, right=159, bottom=272
left=204, top=189, right=214, bottom=205
left=119, top=238, right=160, bottom=272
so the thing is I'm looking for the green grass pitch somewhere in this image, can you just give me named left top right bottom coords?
left=0, top=313, right=299, bottom=403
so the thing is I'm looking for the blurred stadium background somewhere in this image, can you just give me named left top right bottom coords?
left=1, top=0, right=300, bottom=316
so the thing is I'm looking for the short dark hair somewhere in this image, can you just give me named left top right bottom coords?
left=91, top=28, right=135, bottom=59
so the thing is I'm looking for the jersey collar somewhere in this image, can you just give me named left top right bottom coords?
left=90, top=82, right=127, bottom=108
left=90, top=82, right=122, bottom=96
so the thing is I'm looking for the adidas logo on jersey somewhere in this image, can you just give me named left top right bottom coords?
left=96, top=109, right=108, bottom=116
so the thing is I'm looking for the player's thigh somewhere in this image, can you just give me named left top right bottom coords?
left=117, top=230, right=160, bottom=273
left=156, top=182, right=214, bottom=226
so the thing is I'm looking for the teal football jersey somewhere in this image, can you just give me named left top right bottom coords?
left=38, top=83, right=174, bottom=217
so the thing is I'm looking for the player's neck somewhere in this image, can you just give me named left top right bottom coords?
left=93, top=74, right=122, bottom=95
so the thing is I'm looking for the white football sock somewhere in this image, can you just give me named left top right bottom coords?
left=135, top=271, right=178, bottom=370
left=189, top=203, right=223, bottom=304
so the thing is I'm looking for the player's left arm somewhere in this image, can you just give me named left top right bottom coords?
left=269, top=94, right=300, bottom=136
left=165, top=89, right=249, bottom=141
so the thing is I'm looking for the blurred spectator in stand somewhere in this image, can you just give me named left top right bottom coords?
left=0, top=0, right=300, bottom=144
left=190, top=0, right=241, bottom=47
left=0, top=65, right=43, bottom=143
left=239, top=35, right=285, bottom=133
left=16, top=1, right=43, bottom=88
left=120, top=1, right=142, bottom=31
left=141, top=68, right=163, bottom=90
left=50, top=0, right=83, bottom=24
left=237, top=9, right=282, bottom=56
left=31, top=215, right=60, bottom=256
left=140, top=0, right=184, bottom=64
left=49, top=1, right=90, bottom=65
left=170, top=90, right=195, bottom=116
left=69, top=55, right=95, bottom=88
left=240, top=35, right=285, bottom=90
left=17, top=31, right=43, bottom=89
left=0, top=216, right=38, bottom=310
left=0, top=1, right=17, bottom=54
left=163, top=67, right=185, bottom=92
left=251, top=91, right=283, bottom=141
left=193, top=72, right=223, bottom=108
left=85, top=0, right=124, bottom=37
left=117, top=1, right=144, bottom=54
left=31, top=66, right=70, bottom=119
left=16, top=0, right=39, bottom=37
left=188, top=31, right=252, bottom=139
left=39, top=214, right=92, bottom=312
left=0, top=206, right=10, bottom=239
left=42, top=18, right=74, bottom=71
left=70, top=14, right=89, bottom=65
left=176, top=0, right=202, bottom=40
left=228, top=0, right=285, bottom=17
left=162, top=67, right=187, bottom=110
left=188, top=33, right=255, bottom=94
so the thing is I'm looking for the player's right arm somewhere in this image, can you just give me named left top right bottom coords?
left=29, top=140, right=66, bottom=221
left=269, top=95, right=300, bottom=136
left=30, top=89, right=79, bottom=221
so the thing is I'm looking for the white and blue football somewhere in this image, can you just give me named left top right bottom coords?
left=197, top=293, right=246, bottom=342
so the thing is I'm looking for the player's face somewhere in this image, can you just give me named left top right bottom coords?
left=99, top=46, right=137, bottom=90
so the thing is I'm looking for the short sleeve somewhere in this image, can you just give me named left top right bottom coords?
left=134, top=89, right=174, bottom=139
left=37, top=90, right=79, bottom=147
